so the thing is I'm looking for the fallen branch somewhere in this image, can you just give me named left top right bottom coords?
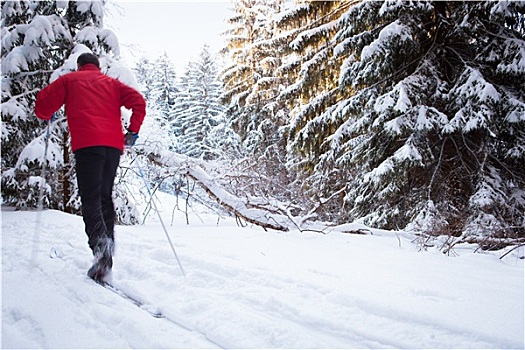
left=341, top=228, right=373, bottom=235
left=443, top=235, right=525, bottom=254
left=500, top=243, right=525, bottom=260
left=146, top=151, right=294, bottom=232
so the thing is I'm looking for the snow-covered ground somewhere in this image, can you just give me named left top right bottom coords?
left=2, top=195, right=524, bottom=349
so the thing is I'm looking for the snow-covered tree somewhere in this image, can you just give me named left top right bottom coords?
left=170, top=60, right=192, bottom=141
left=172, top=44, right=238, bottom=160
left=282, top=1, right=525, bottom=240
left=220, top=0, right=299, bottom=203
left=218, top=0, right=524, bottom=242
left=220, top=0, right=284, bottom=153
left=275, top=0, right=352, bottom=217
left=133, top=56, right=155, bottom=100
left=2, top=0, right=70, bottom=210
left=1, top=0, right=140, bottom=224
left=149, top=51, right=178, bottom=125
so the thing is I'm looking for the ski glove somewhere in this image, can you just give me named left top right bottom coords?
left=124, top=131, right=139, bottom=147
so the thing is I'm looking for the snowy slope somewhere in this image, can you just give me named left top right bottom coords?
left=2, top=201, right=524, bottom=349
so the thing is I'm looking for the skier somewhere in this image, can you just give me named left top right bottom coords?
left=34, top=52, right=146, bottom=282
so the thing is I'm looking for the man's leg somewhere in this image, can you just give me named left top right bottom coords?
left=74, top=147, right=108, bottom=252
left=101, top=147, right=121, bottom=242
left=75, top=146, right=116, bottom=281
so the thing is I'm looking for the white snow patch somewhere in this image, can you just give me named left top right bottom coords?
left=2, top=203, right=523, bottom=349
left=361, top=21, right=411, bottom=61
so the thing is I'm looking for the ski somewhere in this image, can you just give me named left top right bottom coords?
left=95, top=280, right=164, bottom=318
left=49, top=251, right=224, bottom=348
left=96, top=280, right=226, bottom=349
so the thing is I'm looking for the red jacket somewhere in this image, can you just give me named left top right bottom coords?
left=35, top=64, right=146, bottom=152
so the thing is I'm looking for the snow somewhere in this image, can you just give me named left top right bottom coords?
left=154, top=151, right=293, bottom=231
left=373, top=79, right=413, bottom=127
left=76, top=1, right=104, bottom=20
left=1, top=46, right=30, bottom=74
left=2, top=195, right=523, bottom=349
left=15, top=127, right=63, bottom=169
left=290, top=20, right=338, bottom=50
left=378, top=0, right=405, bottom=16
left=393, top=142, right=423, bottom=163
left=1, top=14, right=73, bottom=75
left=497, top=38, right=525, bottom=75
left=364, top=158, right=394, bottom=184
left=98, top=28, right=120, bottom=57
left=105, top=60, right=140, bottom=91
left=75, top=26, right=99, bottom=48
left=456, top=68, right=501, bottom=103
left=56, top=1, right=69, bottom=10
left=505, top=95, right=525, bottom=123
left=23, top=16, right=58, bottom=46
left=361, top=20, right=411, bottom=61
left=443, top=67, right=503, bottom=134
left=50, top=44, right=91, bottom=82
left=415, top=105, right=448, bottom=131
left=0, top=99, right=27, bottom=124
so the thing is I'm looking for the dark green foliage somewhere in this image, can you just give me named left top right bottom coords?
left=1, top=0, right=137, bottom=224
left=220, top=0, right=525, bottom=240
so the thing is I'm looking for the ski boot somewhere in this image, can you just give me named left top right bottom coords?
left=88, top=237, right=114, bottom=283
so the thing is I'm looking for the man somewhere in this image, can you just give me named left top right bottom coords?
left=35, top=52, right=146, bottom=282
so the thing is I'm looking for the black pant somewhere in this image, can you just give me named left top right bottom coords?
left=74, top=146, right=121, bottom=253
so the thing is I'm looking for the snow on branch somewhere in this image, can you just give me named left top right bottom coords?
left=15, top=127, right=63, bottom=169
left=143, top=151, right=297, bottom=232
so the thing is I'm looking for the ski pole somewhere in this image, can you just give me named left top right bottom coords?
left=133, top=150, right=186, bottom=277
left=32, top=117, right=52, bottom=264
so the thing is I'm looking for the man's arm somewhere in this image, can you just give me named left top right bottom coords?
left=35, top=76, right=67, bottom=120
left=119, top=83, right=146, bottom=133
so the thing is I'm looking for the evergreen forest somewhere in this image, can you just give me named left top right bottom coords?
left=2, top=0, right=524, bottom=251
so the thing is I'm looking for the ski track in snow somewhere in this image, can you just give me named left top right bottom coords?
left=2, top=207, right=524, bottom=349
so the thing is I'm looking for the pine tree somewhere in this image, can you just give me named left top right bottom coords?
left=2, top=1, right=66, bottom=209
left=149, top=51, right=178, bottom=125
left=221, top=0, right=283, bottom=153
left=133, top=56, right=155, bottom=100
left=1, top=0, right=140, bottom=224
left=220, top=0, right=524, bottom=241
left=170, top=60, right=192, bottom=143
left=172, top=45, right=238, bottom=160
left=275, top=0, right=353, bottom=218
left=221, top=0, right=298, bottom=202
left=284, top=1, right=525, bottom=239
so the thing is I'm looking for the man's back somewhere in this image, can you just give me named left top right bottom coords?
left=61, top=64, right=124, bottom=150
left=35, top=63, right=145, bottom=151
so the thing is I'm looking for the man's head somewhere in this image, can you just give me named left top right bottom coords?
left=77, top=53, right=100, bottom=69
